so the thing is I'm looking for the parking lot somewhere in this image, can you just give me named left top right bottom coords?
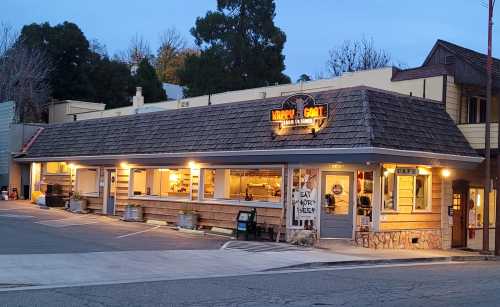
left=0, top=201, right=228, bottom=255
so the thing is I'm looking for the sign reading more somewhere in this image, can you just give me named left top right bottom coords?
left=293, top=188, right=317, bottom=220
left=271, top=94, right=328, bottom=127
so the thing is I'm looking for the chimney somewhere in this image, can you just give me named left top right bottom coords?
left=133, top=87, right=144, bottom=108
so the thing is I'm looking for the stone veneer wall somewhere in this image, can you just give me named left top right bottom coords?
left=355, top=229, right=442, bottom=249
left=440, top=178, right=453, bottom=249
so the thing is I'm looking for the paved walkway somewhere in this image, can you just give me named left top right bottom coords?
left=0, top=200, right=489, bottom=290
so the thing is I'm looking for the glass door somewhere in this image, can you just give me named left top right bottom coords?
left=320, top=172, right=354, bottom=238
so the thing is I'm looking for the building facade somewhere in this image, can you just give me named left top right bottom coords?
left=15, top=87, right=481, bottom=249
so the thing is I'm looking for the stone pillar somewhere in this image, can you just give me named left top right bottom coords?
left=441, top=175, right=453, bottom=249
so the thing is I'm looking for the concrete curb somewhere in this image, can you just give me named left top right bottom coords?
left=265, top=255, right=500, bottom=271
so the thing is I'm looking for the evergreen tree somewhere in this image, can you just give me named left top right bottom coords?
left=178, top=0, right=290, bottom=97
left=19, top=21, right=136, bottom=109
left=134, top=58, right=167, bottom=102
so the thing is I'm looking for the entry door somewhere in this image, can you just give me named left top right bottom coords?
left=105, top=170, right=117, bottom=215
left=320, top=172, right=354, bottom=238
left=452, top=181, right=468, bottom=247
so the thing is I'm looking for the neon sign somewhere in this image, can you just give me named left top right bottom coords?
left=270, top=94, right=328, bottom=127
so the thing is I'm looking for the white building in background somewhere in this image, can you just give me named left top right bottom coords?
left=49, top=67, right=441, bottom=123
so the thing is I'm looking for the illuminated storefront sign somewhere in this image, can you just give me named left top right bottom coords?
left=270, top=94, right=328, bottom=127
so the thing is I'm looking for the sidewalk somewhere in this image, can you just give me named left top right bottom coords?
left=1, top=240, right=496, bottom=290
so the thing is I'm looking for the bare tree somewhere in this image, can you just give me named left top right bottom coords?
left=0, top=23, right=51, bottom=122
left=155, top=28, right=196, bottom=84
left=326, top=37, right=391, bottom=77
left=117, top=34, right=152, bottom=74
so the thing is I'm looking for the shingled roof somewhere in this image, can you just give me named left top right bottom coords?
left=426, top=39, right=500, bottom=80
left=21, top=86, right=478, bottom=161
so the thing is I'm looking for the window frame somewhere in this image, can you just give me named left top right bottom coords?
left=467, top=96, right=487, bottom=124
left=200, top=165, right=284, bottom=208
left=74, top=167, right=101, bottom=197
left=128, top=166, right=193, bottom=202
left=381, top=169, right=432, bottom=213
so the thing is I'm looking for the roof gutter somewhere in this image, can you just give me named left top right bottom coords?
left=14, top=147, right=484, bottom=164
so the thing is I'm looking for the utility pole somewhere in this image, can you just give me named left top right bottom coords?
left=483, top=0, right=495, bottom=254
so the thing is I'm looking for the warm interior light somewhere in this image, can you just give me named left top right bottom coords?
left=441, top=169, right=451, bottom=178
left=188, top=161, right=198, bottom=169
left=120, top=162, right=129, bottom=169
left=169, top=173, right=179, bottom=183
left=68, top=163, right=77, bottom=169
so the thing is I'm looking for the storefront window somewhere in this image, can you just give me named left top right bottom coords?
left=202, top=168, right=282, bottom=204
left=45, top=162, right=69, bottom=174
left=357, top=171, right=373, bottom=230
left=382, top=167, right=431, bottom=211
left=468, top=188, right=496, bottom=228
left=290, top=168, right=319, bottom=227
left=415, top=174, right=429, bottom=210
left=383, top=170, right=396, bottom=210
left=130, top=168, right=191, bottom=199
left=75, top=168, right=99, bottom=195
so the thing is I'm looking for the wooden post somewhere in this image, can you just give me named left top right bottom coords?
left=485, top=0, right=495, bottom=254
left=276, top=165, right=288, bottom=243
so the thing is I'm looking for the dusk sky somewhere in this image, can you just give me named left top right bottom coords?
left=3, top=0, right=499, bottom=81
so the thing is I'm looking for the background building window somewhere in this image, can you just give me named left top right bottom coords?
left=75, top=168, right=99, bottom=195
left=203, top=168, right=282, bottom=204
left=130, top=168, right=191, bottom=199
left=45, top=162, right=69, bottom=174
left=467, top=97, right=486, bottom=124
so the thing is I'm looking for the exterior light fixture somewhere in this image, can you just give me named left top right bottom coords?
left=68, top=163, right=77, bottom=169
left=188, top=161, right=198, bottom=170
left=441, top=169, right=451, bottom=178
left=120, top=162, right=129, bottom=169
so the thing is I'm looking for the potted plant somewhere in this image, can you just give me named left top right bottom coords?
left=69, top=191, right=88, bottom=213
left=122, top=204, right=144, bottom=222
left=177, top=203, right=199, bottom=230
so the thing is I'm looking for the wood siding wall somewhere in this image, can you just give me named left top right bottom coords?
left=445, top=76, right=460, bottom=123
left=380, top=168, right=442, bottom=231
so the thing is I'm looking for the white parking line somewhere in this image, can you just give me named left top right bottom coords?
left=35, top=217, right=98, bottom=228
left=116, top=226, right=161, bottom=239
left=0, top=214, right=35, bottom=218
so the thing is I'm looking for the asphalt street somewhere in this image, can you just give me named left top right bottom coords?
left=0, top=202, right=227, bottom=254
left=1, top=261, right=499, bottom=306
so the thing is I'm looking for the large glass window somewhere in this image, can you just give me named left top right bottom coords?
left=203, top=168, right=282, bottom=204
left=45, top=162, right=69, bottom=174
left=383, top=170, right=396, bottom=210
left=75, top=168, right=99, bottom=195
left=468, top=188, right=496, bottom=228
left=382, top=167, right=431, bottom=212
left=130, top=168, right=191, bottom=199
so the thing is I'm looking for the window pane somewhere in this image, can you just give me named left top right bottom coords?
left=479, top=98, right=487, bottom=123
left=415, top=175, right=429, bottom=210
left=76, top=168, right=99, bottom=194
left=46, top=162, right=68, bottom=174
left=468, top=97, right=477, bottom=124
left=131, top=169, right=147, bottom=196
left=240, top=169, right=281, bottom=202
left=163, top=169, right=190, bottom=198
left=383, top=171, right=395, bottom=210
left=203, top=169, right=215, bottom=198
left=469, top=188, right=496, bottom=227
left=204, top=168, right=281, bottom=203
